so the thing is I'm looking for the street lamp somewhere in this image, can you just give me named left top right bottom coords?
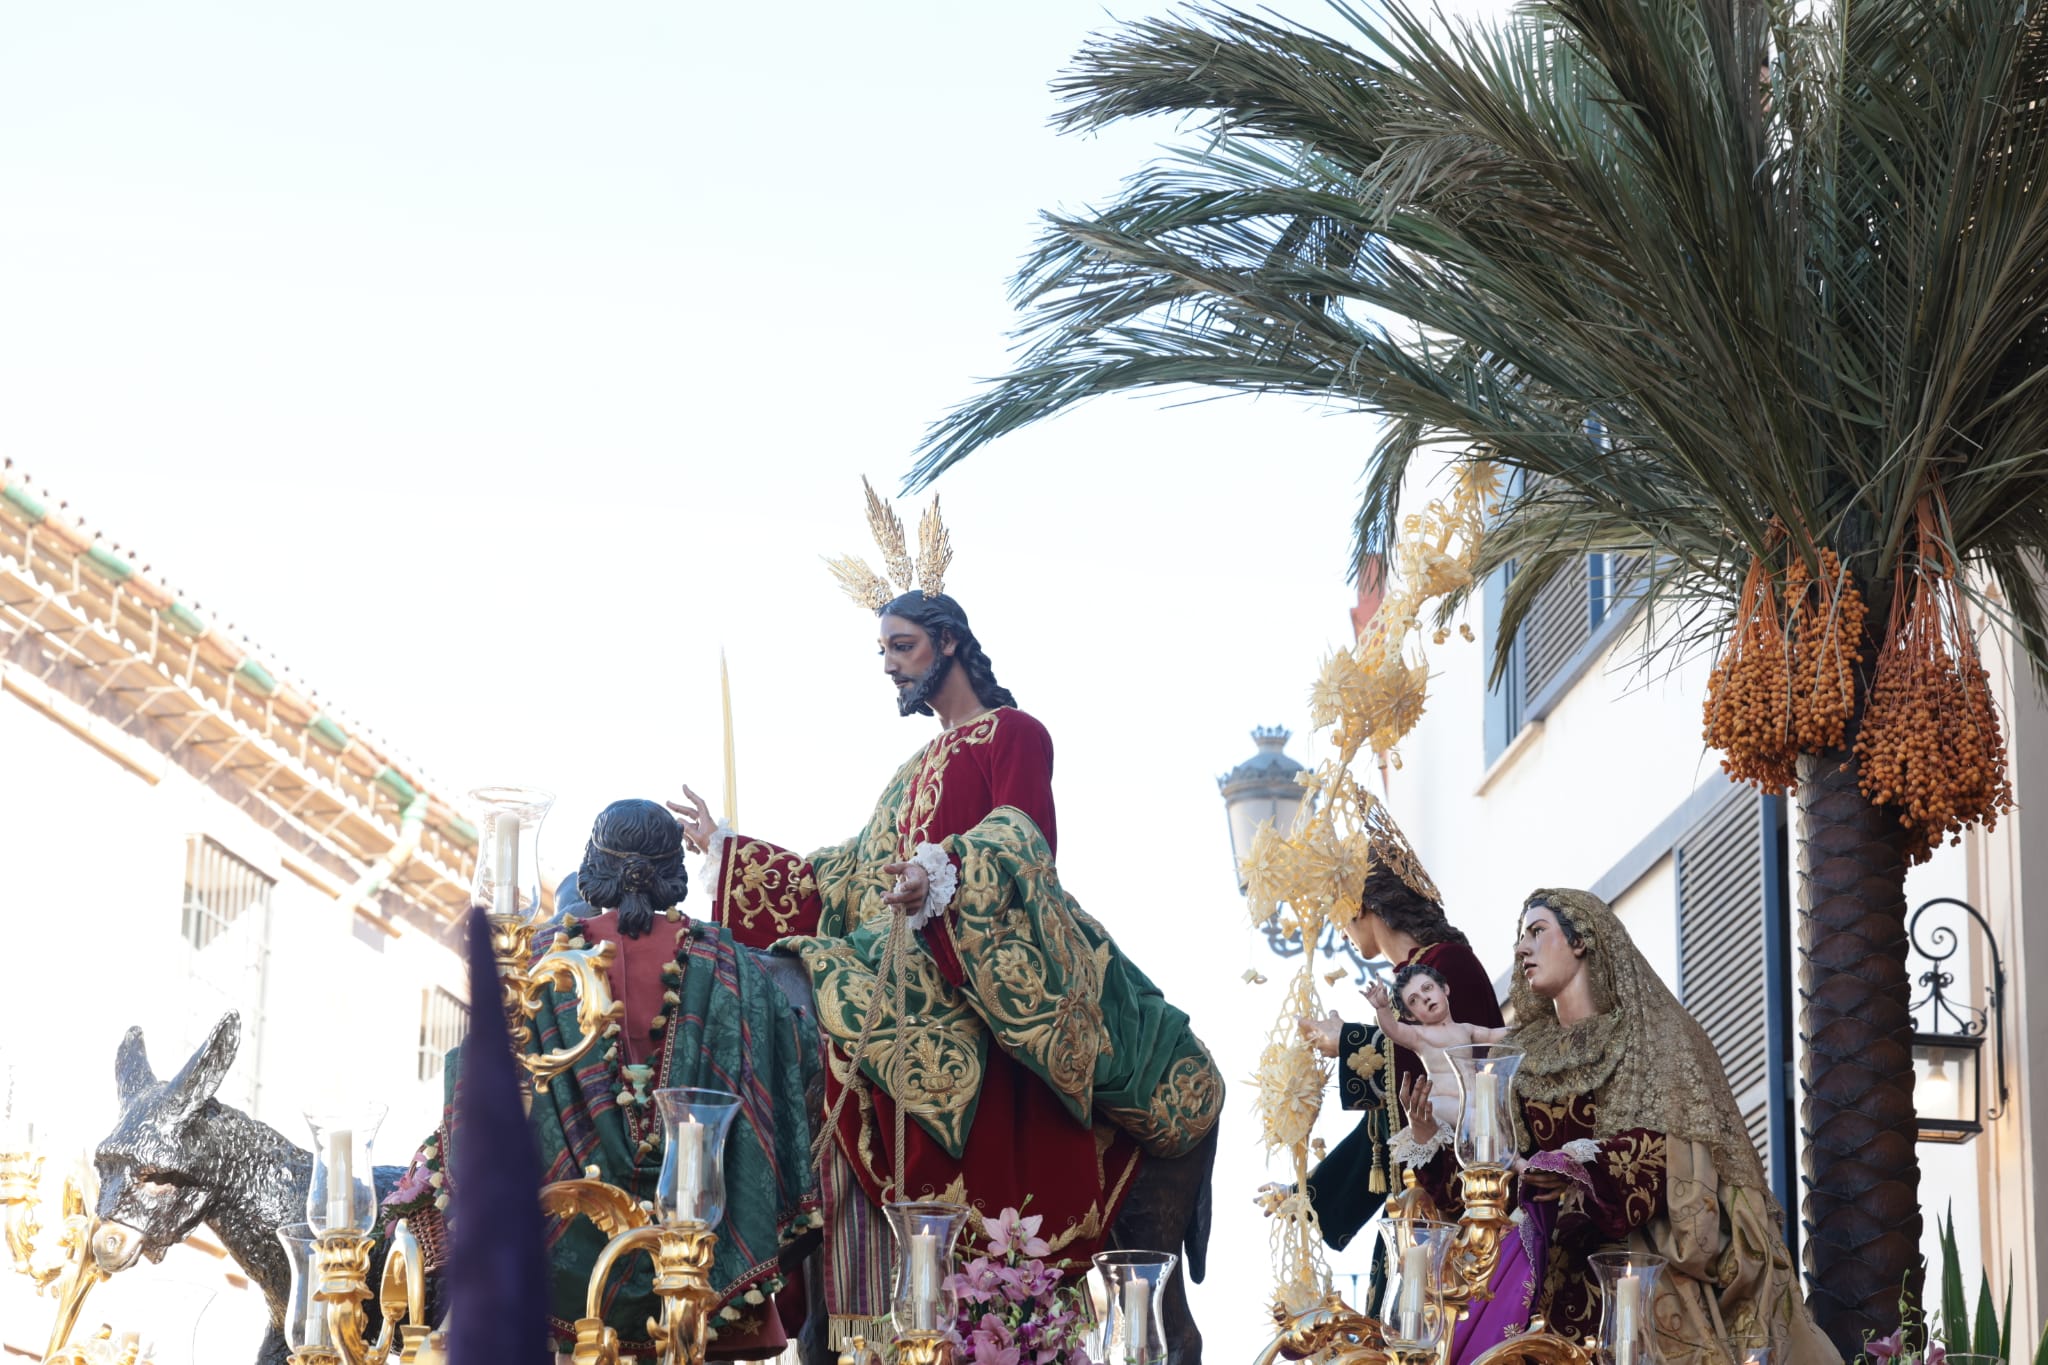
left=1217, top=726, right=1306, bottom=893
left=1218, top=727, right=1371, bottom=980
left=1906, top=897, right=2008, bottom=1144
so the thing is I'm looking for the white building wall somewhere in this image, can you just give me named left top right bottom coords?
left=0, top=681, right=465, bottom=1362
left=1367, top=551, right=2030, bottom=1336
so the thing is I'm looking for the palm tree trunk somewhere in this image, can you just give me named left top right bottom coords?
left=1796, top=744, right=1920, bottom=1354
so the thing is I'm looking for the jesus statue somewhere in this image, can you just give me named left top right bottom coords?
left=670, top=489, right=1223, bottom=1344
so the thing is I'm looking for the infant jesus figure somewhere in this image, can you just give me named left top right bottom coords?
left=1365, top=963, right=1511, bottom=1146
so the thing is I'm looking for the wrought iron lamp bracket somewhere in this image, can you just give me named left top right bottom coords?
left=1906, top=896, right=2009, bottom=1121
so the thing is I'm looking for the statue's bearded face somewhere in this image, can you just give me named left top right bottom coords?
left=878, top=613, right=954, bottom=717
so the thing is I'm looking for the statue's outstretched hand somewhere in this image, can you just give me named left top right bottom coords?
left=667, top=786, right=718, bottom=854
left=1296, top=1010, right=1342, bottom=1058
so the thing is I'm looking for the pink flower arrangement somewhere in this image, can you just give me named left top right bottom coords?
left=1865, top=1329, right=1945, bottom=1365
left=945, top=1207, right=1095, bottom=1365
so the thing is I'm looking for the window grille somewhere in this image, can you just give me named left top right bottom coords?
left=182, top=835, right=275, bottom=951
left=418, top=986, right=469, bottom=1082
left=180, top=835, right=275, bottom=1112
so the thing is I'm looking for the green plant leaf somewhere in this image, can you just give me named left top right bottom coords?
left=1936, top=1207, right=1967, bottom=1348
left=2001, top=1257, right=2014, bottom=1363
left=1974, top=1271, right=2001, bottom=1356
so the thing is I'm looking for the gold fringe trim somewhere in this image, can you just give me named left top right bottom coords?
left=829, top=1315, right=898, bottom=1352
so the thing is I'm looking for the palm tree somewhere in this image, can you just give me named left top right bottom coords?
left=910, top=0, right=2048, bottom=1350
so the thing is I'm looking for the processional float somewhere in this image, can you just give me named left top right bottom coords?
left=5, top=780, right=1191, bottom=1365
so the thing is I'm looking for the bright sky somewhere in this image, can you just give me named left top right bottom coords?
left=0, top=3, right=1502, bottom=1358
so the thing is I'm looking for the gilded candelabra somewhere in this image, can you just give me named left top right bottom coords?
left=1253, top=1039, right=1596, bottom=1365
left=282, top=1219, right=433, bottom=1365
left=568, top=1217, right=718, bottom=1365
left=2, top=1138, right=129, bottom=1364
left=550, top=1090, right=746, bottom=1365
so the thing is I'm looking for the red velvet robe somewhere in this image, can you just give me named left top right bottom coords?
left=707, top=709, right=1141, bottom=1264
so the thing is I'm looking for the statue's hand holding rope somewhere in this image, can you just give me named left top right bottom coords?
left=880, top=861, right=929, bottom=911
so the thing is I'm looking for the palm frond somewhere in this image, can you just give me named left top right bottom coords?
left=911, top=0, right=2048, bottom=682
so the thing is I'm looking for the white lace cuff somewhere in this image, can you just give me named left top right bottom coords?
left=1388, top=1123, right=1452, bottom=1169
left=904, top=842, right=958, bottom=930
left=1561, top=1138, right=1602, bottom=1165
left=696, top=823, right=734, bottom=907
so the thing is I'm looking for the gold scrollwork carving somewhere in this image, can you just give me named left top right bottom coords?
left=570, top=1223, right=719, bottom=1365
left=487, top=911, right=626, bottom=1096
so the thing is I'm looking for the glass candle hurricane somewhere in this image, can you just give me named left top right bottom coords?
left=302, top=1107, right=385, bottom=1236
left=885, top=1202, right=971, bottom=1335
left=277, top=1222, right=332, bottom=1353
left=1374, top=1219, right=1457, bottom=1349
left=467, top=786, right=554, bottom=920
left=1589, top=1250, right=1666, bottom=1365
left=653, top=1088, right=742, bottom=1228
left=1092, top=1250, right=1177, bottom=1365
left=1443, top=1043, right=1525, bottom=1170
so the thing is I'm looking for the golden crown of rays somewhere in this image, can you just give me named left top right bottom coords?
left=825, top=477, right=953, bottom=611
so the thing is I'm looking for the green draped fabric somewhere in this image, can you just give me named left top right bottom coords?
left=444, top=920, right=819, bottom=1353
left=784, top=805, right=1222, bottom=1160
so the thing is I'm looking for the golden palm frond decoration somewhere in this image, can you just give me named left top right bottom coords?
left=917, top=497, right=952, bottom=599
left=829, top=478, right=956, bottom=612
left=826, top=555, right=894, bottom=611
left=863, top=477, right=916, bottom=592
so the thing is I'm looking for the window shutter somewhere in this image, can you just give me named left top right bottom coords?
left=1524, top=561, right=1595, bottom=700
left=1676, top=791, right=1774, bottom=1177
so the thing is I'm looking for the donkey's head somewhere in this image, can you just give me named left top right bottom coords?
left=93, top=1013, right=246, bottom=1268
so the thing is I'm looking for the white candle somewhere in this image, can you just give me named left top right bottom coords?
left=305, top=1291, right=330, bottom=1348
left=325, top=1130, right=353, bottom=1231
left=1470, top=1071, right=1500, bottom=1164
left=910, top=1231, right=940, bottom=1331
left=493, top=815, right=520, bottom=914
left=675, top=1118, right=705, bottom=1222
left=1396, top=1243, right=1427, bottom=1342
left=1122, top=1276, right=1152, bottom=1363
left=1614, top=1273, right=1641, bottom=1365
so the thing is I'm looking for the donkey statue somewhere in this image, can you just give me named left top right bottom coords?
left=95, top=975, right=1218, bottom=1365
left=93, top=1010, right=401, bottom=1365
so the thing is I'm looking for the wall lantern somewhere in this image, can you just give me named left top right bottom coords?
left=1907, top=897, right=2008, bottom=1144
left=1218, top=727, right=1370, bottom=981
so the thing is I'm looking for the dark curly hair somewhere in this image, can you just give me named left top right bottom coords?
left=1521, top=893, right=1586, bottom=950
left=879, top=590, right=1018, bottom=716
left=577, top=798, right=689, bottom=939
left=1389, top=962, right=1450, bottom=1021
left=1354, top=864, right=1467, bottom=947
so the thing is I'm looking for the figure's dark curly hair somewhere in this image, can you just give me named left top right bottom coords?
left=577, top=798, right=688, bottom=939
left=1354, top=864, right=1467, bottom=947
left=879, top=590, right=1017, bottom=713
left=1390, top=962, right=1451, bottom=1020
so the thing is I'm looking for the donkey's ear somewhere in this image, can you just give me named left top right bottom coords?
left=114, top=1027, right=158, bottom=1105
left=163, top=1012, right=241, bottom=1120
